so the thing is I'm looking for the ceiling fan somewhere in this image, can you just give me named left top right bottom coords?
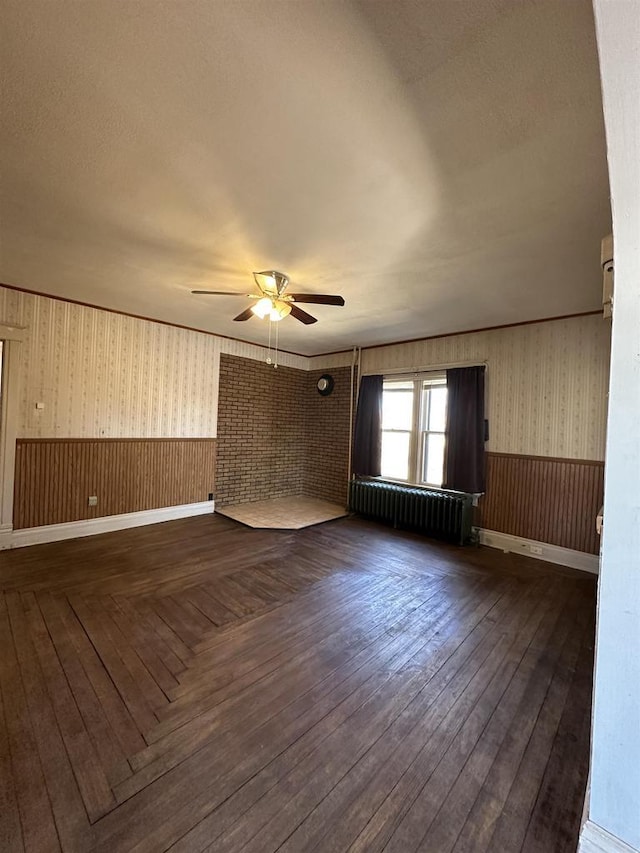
left=192, top=270, right=345, bottom=325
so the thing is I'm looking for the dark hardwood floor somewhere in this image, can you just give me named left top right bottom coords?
left=0, top=514, right=595, bottom=853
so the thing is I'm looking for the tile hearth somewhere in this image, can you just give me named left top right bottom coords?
left=215, top=495, right=348, bottom=529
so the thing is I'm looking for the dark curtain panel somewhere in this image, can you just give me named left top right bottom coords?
left=444, top=366, right=486, bottom=493
left=352, top=375, right=383, bottom=477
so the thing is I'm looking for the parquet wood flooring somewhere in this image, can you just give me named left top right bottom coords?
left=0, top=514, right=595, bottom=852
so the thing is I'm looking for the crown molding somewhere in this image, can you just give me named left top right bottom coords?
left=1, top=280, right=602, bottom=362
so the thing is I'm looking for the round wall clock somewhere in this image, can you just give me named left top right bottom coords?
left=316, top=374, right=334, bottom=396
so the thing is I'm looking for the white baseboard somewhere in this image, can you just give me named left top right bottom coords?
left=579, top=820, right=639, bottom=853
left=479, top=528, right=599, bottom=574
left=0, top=501, right=215, bottom=550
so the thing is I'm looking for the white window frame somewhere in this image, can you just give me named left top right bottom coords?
left=381, top=372, right=447, bottom=488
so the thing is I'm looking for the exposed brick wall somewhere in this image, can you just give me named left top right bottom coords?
left=216, top=355, right=352, bottom=507
left=303, top=367, right=352, bottom=504
left=216, top=357, right=306, bottom=505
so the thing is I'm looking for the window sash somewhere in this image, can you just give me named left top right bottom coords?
left=419, top=429, right=446, bottom=486
left=380, top=428, right=412, bottom=482
left=381, top=374, right=447, bottom=487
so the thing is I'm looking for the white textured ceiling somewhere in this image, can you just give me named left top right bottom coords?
left=0, top=0, right=610, bottom=355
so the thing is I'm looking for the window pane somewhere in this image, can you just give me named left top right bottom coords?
left=424, top=432, right=445, bottom=486
left=385, top=380, right=413, bottom=390
left=421, top=387, right=430, bottom=428
left=381, top=431, right=410, bottom=480
left=428, top=387, right=447, bottom=432
left=382, top=389, right=414, bottom=430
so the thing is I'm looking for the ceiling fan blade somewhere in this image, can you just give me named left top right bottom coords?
left=289, top=304, right=318, bottom=325
left=233, top=307, right=255, bottom=321
left=191, top=290, right=247, bottom=296
left=288, top=294, right=345, bottom=306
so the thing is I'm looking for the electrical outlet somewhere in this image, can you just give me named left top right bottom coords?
left=88, top=496, right=98, bottom=507
left=529, top=544, right=543, bottom=555
left=208, top=492, right=214, bottom=501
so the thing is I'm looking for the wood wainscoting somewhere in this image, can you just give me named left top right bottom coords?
left=480, top=452, right=604, bottom=554
left=13, top=438, right=216, bottom=529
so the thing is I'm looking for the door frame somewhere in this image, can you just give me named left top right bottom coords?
left=0, top=323, right=24, bottom=532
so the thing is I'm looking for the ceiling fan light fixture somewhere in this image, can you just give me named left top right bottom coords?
left=251, top=297, right=273, bottom=319
left=251, top=297, right=292, bottom=321
left=270, top=300, right=292, bottom=321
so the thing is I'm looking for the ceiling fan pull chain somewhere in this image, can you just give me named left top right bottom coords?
left=266, top=318, right=272, bottom=365
left=274, top=320, right=279, bottom=369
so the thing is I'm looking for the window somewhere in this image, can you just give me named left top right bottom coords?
left=381, top=374, right=447, bottom=487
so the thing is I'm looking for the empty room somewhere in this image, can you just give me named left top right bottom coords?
left=1, top=2, right=638, bottom=853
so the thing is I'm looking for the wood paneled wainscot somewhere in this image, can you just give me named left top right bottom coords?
left=480, top=451, right=604, bottom=554
left=13, top=438, right=216, bottom=529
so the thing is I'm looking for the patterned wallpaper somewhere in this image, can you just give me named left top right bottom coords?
left=0, top=285, right=611, bottom=460
left=0, top=286, right=310, bottom=439
left=361, top=315, right=611, bottom=461
left=308, top=351, right=355, bottom=370
left=0, top=286, right=226, bottom=438
left=218, top=336, right=308, bottom=370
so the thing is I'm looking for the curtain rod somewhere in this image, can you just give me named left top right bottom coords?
left=360, top=359, right=488, bottom=378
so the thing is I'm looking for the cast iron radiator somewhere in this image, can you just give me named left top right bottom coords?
left=348, top=479, right=474, bottom=545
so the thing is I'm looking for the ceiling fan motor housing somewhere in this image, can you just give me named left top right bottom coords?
left=254, top=270, right=289, bottom=296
